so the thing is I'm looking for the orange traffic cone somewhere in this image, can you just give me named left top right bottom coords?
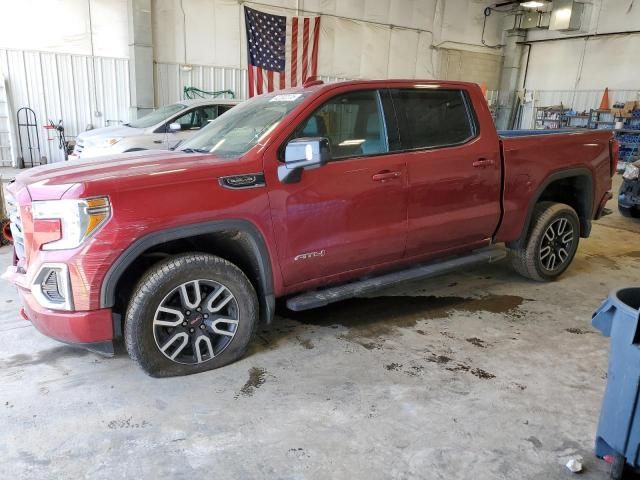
left=480, top=81, right=487, bottom=98
left=599, top=87, right=610, bottom=110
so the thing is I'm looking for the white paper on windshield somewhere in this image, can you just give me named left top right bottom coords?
left=269, top=94, right=302, bottom=102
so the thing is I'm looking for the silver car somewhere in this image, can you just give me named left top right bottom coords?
left=70, top=99, right=238, bottom=159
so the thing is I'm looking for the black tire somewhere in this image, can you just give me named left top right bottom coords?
left=509, top=202, right=580, bottom=281
left=619, top=205, right=640, bottom=219
left=125, top=253, right=258, bottom=377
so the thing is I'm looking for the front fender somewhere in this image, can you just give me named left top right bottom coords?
left=99, top=218, right=276, bottom=323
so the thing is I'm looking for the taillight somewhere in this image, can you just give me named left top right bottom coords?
left=609, top=138, right=619, bottom=176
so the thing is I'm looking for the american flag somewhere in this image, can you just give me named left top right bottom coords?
left=244, top=6, right=320, bottom=97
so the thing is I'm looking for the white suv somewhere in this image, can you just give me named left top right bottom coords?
left=70, top=99, right=238, bottom=159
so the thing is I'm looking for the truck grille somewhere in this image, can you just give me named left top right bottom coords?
left=6, top=193, right=26, bottom=261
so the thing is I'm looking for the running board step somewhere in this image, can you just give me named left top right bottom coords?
left=285, top=246, right=507, bottom=311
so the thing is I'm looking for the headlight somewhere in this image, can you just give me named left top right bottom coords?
left=100, top=137, right=123, bottom=148
left=31, top=197, right=111, bottom=250
left=623, top=164, right=640, bottom=181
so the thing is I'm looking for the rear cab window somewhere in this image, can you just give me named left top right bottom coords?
left=389, top=88, right=477, bottom=150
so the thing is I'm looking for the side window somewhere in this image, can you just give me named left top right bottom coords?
left=391, top=89, right=476, bottom=150
left=218, top=105, right=234, bottom=116
left=172, top=107, right=212, bottom=130
left=201, top=106, right=218, bottom=126
left=292, top=90, right=388, bottom=159
left=172, top=109, right=199, bottom=130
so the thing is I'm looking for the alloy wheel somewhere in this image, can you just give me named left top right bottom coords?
left=539, top=217, right=575, bottom=272
left=153, top=279, right=239, bottom=364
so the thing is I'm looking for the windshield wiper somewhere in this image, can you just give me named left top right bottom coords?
left=180, top=148, right=210, bottom=154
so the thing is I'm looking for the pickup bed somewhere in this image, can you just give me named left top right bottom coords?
left=4, top=80, right=616, bottom=376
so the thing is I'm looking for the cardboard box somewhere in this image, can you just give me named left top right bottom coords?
left=612, top=102, right=638, bottom=118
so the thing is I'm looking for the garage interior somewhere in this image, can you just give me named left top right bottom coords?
left=1, top=0, right=640, bottom=478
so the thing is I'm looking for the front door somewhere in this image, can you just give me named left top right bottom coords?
left=266, top=89, right=408, bottom=287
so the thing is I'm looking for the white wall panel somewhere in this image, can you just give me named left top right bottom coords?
left=524, top=0, right=640, bottom=93
left=0, top=0, right=129, bottom=58
left=525, top=35, right=640, bottom=91
left=440, top=49, right=503, bottom=90
left=154, top=62, right=348, bottom=103
left=155, top=63, right=246, bottom=105
left=0, top=50, right=130, bottom=164
left=152, top=0, right=504, bottom=80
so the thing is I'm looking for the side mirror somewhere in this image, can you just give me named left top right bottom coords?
left=168, top=122, right=181, bottom=132
left=278, top=137, right=331, bottom=184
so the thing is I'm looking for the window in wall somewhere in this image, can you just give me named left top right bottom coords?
left=390, top=89, right=475, bottom=150
left=293, top=90, right=388, bottom=159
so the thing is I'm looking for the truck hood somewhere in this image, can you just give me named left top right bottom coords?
left=77, top=125, right=144, bottom=143
left=10, top=150, right=236, bottom=201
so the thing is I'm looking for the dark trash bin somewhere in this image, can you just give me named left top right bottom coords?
left=593, top=288, right=640, bottom=477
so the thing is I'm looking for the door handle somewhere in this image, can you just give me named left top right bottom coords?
left=372, top=171, right=401, bottom=182
left=153, top=140, right=163, bottom=144
left=472, top=158, right=495, bottom=168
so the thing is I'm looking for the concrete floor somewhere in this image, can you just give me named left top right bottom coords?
left=1, top=177, right=639, bottom=479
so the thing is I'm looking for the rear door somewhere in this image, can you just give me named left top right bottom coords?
left=265, top=89, right=408, bottom=287
left=389, top=87, right=502, bottom=257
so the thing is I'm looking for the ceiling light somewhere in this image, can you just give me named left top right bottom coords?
left=520, top=1, right=545, bottom=8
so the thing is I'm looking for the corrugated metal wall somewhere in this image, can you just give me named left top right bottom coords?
left=520, top=89, right=640, bottom=129
left=0, top=49, right=130, bottom=164
left=154, top=62, right=349, bottom=103
left=154, top=63, right=245, bottom=104
left=0, top=75, right=13, bottom=166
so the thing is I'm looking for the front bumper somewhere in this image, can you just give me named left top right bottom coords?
left=5, top=265, right=114, bottom=348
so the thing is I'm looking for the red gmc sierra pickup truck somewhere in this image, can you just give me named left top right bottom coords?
left=4, top=80, right=616, bottom=377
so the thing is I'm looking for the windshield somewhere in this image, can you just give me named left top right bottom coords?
left=128, top=104, right=186, bottom=128
left=180, top=92, right=308, bottom=157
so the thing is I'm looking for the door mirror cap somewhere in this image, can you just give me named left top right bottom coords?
left=168, top=122, right=181, bottom=132
left=279, top=137, right=331, bottom=184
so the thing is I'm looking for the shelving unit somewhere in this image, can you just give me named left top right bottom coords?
left=588, top=109, right=616, bottom=129
left=564, top=113, right=590, bottom=128
left=616, top=114, right=640, bottom=170
left=533, top=107, right=591, bottom=130
left=534, top=105, right=568, bottom=129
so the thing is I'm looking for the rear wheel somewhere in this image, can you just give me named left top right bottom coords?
left=510, top=202, right=580, bottom=281
left=125, top=253, right=258, bottom=377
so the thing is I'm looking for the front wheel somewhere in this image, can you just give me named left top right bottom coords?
left=510, top=202, right=580, bottom=281
left=124, top=253, right=258, bottom=377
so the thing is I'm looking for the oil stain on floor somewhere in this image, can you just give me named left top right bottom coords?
left=2, top=346, right=90, bottom=369
left=236, top=367, right=268, bottom=398
left=283, top=294, right=527, bottom=340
